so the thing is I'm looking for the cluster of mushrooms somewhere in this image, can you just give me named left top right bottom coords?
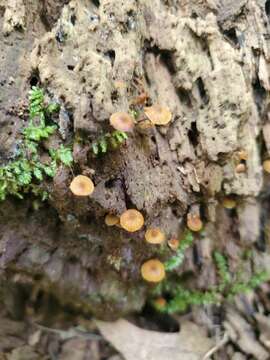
left=68, top=105, right=206, bottom=283
left=69, top=174, right=203, bottom=283
left=105, top=209, right=167, bottom=283
left=109, top=103, right=173, bottom=133
left=105, top=209, right=203, bottom=283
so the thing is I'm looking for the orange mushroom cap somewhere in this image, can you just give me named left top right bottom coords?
left=105, top=214, right=120, bottom=226
left=168, top=238, right=180, bottom=251
left=187, top=213, right=203, bottom=232
left=263, top=159, right=270, bottom=173
left=145, top=228, right=165, bottom=244
left=69, top=175, right=95, bottom=196
left=141, top=259, right=165, bottom=283
left=154, top=297, right=167, bottom=309
left=144, top=104, right=172, bottom=125
left=110, top=112, right=134, bottom=132
left=120, top=209, right=144, bottom=232
left=222, top=197, right=236, bottom=209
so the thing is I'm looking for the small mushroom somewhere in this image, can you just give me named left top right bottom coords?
left=105, top=214, right=119, bottom=226
left=141, top=259, right=165, bottom=283
left=120, top=209, right=144, bottom=232
left=222, top=197, right=236, bottom=209
left=144, top=104, right=172, bottom=125
left=110, top=112, right=134, bottom=132
left=238, top=150, right=248, bottom=161
left=153, top=297, right=167, bottom=309
left=263, top=159, right=270, bottom=173
left=187, top=213, right=203, bottom=232
left=168, top=238, right=179, bottom=251
left=235, top=163, right=246, bottom=173
left=145, top=228, right=165, bottom=244
left=69, top=175, right=95, bottom=196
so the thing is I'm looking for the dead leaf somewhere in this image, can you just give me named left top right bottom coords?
left=96, top=319, right=214, bottom=360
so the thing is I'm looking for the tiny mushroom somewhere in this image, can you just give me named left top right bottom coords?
left=168, top=238, right=179, bottom=251
left=110, top=112, right=134, bottom=132
left=235, top=163, right=246, bottom=173
left=154, top=297, right=167, bottom=309
left=69, top=175, right=95, bottom=196
left=187, top=213, right=203, bottom=232
left=144, top=104, right=172, bottom=126
left=120, top=209, right=144, bottom=232
left=141, top=259, right=165, bottom=283
left=105, top=214, right=120, bottom=226
left=145, top=228, right=165, bottom=244
left=263, top=159, right=270, bottom=173
left=238, top=150, right=248, bottom=161
left=222, top=197, right=236, bottom=209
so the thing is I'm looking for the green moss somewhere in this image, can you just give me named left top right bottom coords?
left=152, top=249, right=269, bottom=314
left=0, top=86, right=73, bottom=201
left=214, top=251, right=231, bottom=291
left=92, top=130, right=128, bottom=155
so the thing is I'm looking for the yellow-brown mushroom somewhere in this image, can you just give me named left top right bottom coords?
left=120, top=209, right=144, bottom=232
left=187, top=213, right=203, bottom=232
left=110, top=112, right=134, bottom=132
left=222, top=197, right=236, bottom=209
left=145, top=228, right=165, bottom=244
left=168, top=238, right=179, bottom=251
left=105, top=214, right=119, bottom=226
left=141, top=259, right=165, bottom=283
left=144, top=104, right=172, bottom=125
left=238, top=150, right=248, bottom=161
left=263, top=159, right=270, bottom=174
left=69, top=175, right=95, bottom=196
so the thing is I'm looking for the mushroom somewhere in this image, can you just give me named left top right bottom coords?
left=120, top=209, right=144, bottom=232
left=168, top=238, right=179, bottom=251
left=144, top=104, right=172, bottom=125
left=69, top=175, right=95, bottom=196
left=153, top=297, right=167, bottom=309
left=145, top=228, right=165, bottom=244
left=238, top=150, right=248, bottom=161
left=105, top=214, right=120, bottom=226
left=235, top=163, right=246, bottom=173
left=222, top=197, right=236, bottom=209
left=110, top=112, right=134, bottom=132
left=141, top=259, right=165, bottom=283
left=263, top=159, right=270, bottom=173
left=187, top=213, right=203, bottom=232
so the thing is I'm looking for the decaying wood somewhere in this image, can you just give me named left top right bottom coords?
left=1, top=1, right=270, bottom=357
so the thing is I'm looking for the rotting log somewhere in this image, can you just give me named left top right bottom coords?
left=1, top=0, right=270, bottom=320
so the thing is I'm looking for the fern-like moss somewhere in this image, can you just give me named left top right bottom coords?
left=214, top=251, right=231, bottom=291
left=0, top=86, right=73, bottom=201
left=92, top=130, right=128, bottom=155
left=152, top=248, right=269, bottom=314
